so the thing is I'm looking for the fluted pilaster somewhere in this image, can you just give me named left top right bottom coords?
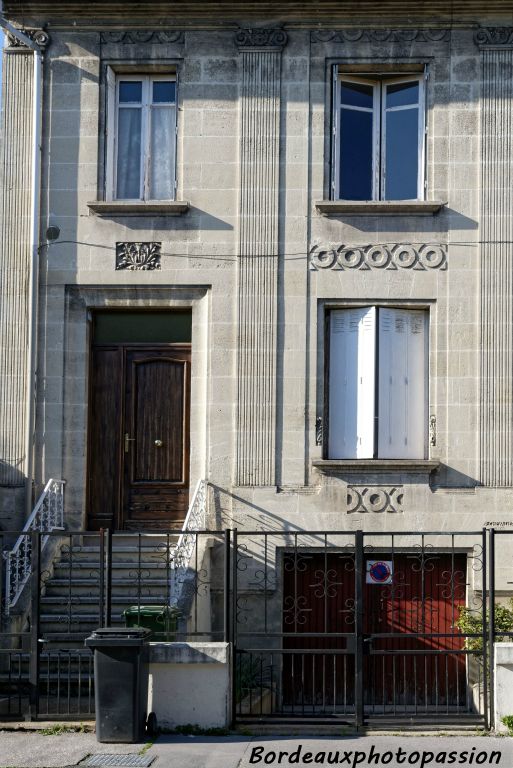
left=0, top=46, right=35, bottom=485
left=235, top=31, right=285, bottom=486
left=479, top=44, right=513, bottom=485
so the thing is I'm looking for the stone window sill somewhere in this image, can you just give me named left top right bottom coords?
left=87, top=200, right=190, bottom=216
left=315, top=200, right=446, bottom=216
left=312, top=459, right=440, bottom=473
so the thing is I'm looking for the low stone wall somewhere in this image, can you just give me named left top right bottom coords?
left=494, top=643, right=513, bottom=731
left=147, top=642, right=231, bottom=730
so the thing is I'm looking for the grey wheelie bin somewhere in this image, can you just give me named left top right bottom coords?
left=85, top=627, right=152, bottom=743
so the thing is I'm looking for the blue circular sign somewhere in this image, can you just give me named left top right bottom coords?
left=369, top=561, right=392, bottom=583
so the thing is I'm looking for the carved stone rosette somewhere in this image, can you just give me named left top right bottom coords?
left=309, top=242, right=447, bottom=271
left=100, top=30, right=183, bottom=44
left=311, top=29, right=449, bottom=44
left=474, top=28, right=513, bottom=46
left=347, top=486, right=404, bottom=514
left=115, top=242, right=161, bottom=271
left=234, top=28, right=288, bottom=50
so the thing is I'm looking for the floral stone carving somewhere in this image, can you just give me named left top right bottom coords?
left=116, top=242, right=161, bottom=271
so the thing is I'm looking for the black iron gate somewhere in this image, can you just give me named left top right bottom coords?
left=232, top=529, right=490, bottom=727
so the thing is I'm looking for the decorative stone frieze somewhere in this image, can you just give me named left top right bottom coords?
left=347, top=486, right=404, bottom=514
left=234, top=28, right=288, bottom=50
left=115, top=242, right=161, bottom=271
left=100, top=30, right=183, bottom=44
left=6, top=28, right=50, bottom=50
left=311, top=29, right=449, bottom=44
left=474, top=28, right=513, bottom=46
left=309, top=243, right=447, bottom=271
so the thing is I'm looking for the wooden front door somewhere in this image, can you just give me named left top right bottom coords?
left=87, top=344, right=190, bottom=530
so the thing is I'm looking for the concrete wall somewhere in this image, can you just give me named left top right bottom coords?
left=148, top=642, right=231, bottom=729
left=494, top=643, right=513, bottom=732
left=0, top=17, right=512, bottom=578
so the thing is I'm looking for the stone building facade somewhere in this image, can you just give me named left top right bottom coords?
left=3, top=0, right=513, bottom=724
left=2, top=2, right=513, bottom=536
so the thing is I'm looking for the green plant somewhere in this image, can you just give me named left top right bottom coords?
left=501, top=715, right=513, bottom=735
left=39, top=724, right=86, bottom=736
left=455, top=600, right=513, bottom=652
left=235, top=655, right=273, bottom=703
left=138, top=740, right=154, bottom=755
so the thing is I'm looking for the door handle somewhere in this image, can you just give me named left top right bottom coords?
left=124, top=433, right=135, bottom=453
left=154, top=439, right=163, bottom=447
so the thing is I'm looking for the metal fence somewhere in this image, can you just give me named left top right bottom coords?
left=0, top=527, right=511, bottom=727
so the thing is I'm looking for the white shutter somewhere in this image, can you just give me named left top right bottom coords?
left=377, top=308, right=427, bottom=459
left=328, top=307, right=376, bottom=459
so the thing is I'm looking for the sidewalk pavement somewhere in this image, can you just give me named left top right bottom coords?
left=0, top=730, right=512, bottom=768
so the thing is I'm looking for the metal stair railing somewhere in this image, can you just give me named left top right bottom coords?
left=3, top=479, right=65, bottom=614
left=171, top=478, right=207, bottom=604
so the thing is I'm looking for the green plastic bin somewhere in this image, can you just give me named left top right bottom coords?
left=123, top=605, right=179, bottom=641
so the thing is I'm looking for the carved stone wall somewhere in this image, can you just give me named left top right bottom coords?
left=479, top=38, right=513, bottom=486
left=0, top=46, right=35, bottom=489
left=235, top=30, right=286, bottom=486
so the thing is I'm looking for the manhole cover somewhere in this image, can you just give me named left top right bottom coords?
left=81, top=755, right=155, bottom=767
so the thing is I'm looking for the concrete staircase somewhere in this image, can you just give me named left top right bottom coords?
left=39, top=533, right=180, bottom=639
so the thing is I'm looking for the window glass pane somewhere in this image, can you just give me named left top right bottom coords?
left=116, top=107, right=142, bottom=199
left=340, top=107, right=373, bottom=200
left=93, top=311, right=192, bottom=344
left=340, top=81, right=374, bottom=109
left=119, top=81, right=142, bottom=103
left=385, top=107, right=419, bottom=199
left=153, top=81, right=176, bottom=103
left=149, top=106, right=175, bottom=199
left=386, top=81, right=419, bottom=109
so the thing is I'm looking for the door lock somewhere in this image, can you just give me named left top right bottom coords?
left=124, top=433, right=135, bottom=453
left=154, top=439, right=163, bottom=447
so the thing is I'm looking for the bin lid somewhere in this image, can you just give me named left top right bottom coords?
left=123, top=605, right=179, bottom=617
left=84, top=627, right=152, bottom=648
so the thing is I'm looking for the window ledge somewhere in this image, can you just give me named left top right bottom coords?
left=312, top=459, right=440, bottom=473
left=315, top=200, right=446, bottom=216
left=87, top=201, right=190, bottom=216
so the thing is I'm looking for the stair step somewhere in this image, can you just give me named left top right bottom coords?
left=45, top=578, right=170, bottom=586
left=40, top=596, right=169, bottom=605
left=54, top=561, right=171, bottom=569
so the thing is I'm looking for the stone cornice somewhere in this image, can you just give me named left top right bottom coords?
left=6, top=28, right=50, bottom=50
left=234, top=28, right=288, bottom=51
left=311, top=28, right=450, bottom=43
left=474, top=27, right=513, bottom=46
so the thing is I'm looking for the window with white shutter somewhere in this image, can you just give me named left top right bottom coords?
left=328, top=307, right=428, bottom=459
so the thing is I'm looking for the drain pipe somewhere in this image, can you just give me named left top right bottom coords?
left=0, top=13, right=46, bottom=518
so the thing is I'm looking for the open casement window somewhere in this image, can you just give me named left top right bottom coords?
left=328, top=307, right=428, bottom=459
left=332, top=70, right=426, bottom=201
left=107, top=72, right=177, bottom=201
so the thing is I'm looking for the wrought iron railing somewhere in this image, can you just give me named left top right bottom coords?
left=172, top=478, right=207, bottom=603
left=4, top=479, right=65, bottom=613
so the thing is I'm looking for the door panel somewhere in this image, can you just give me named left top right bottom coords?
left=87, top=347, right=123, bottom=530
left=87, top=343, right=190, bottom=530
left=123, top=347, right=190, bottom=529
